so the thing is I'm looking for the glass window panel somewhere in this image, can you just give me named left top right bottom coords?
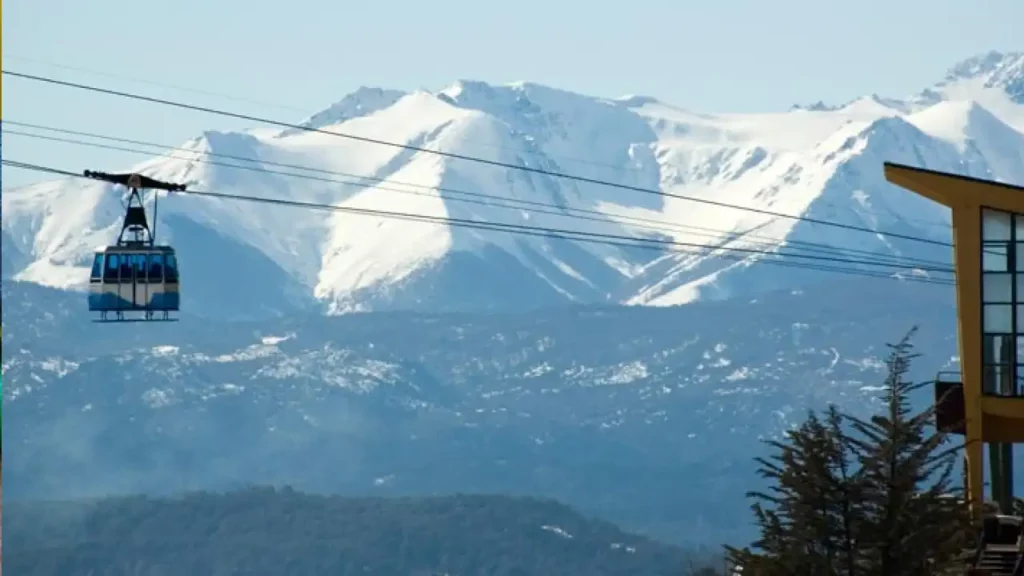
left=985, top=334, right=1014, bottom=364
left=998, top=367, right=1016, bottom=396
left=983, top=209, right=1013, bottom=241
left=131, top=254, right=147, bottom=283
left=1015, top=214, right=1024, bottom=238
left=984, top=244, right=1009, bottom=271
left=983, top=365, right=1011, bottom=395
left=103, top=253, right=120, bottom=282
left=1017, top=337, right=1024, bottom=364
left=118, top=258, right=133, bottom=281
left=1016, top=243, right=1024, bottom=271
left=165, top=253, right=179, bottom=283
left=984, top=304, right=1013, bottom=333
left=148, top=254, right=164, bottom=282
left=984, top=273, right=1013, bottom=303
left=1017, top=305, right=1024, bottom=332
left=90, top=254, right=104, bottom=281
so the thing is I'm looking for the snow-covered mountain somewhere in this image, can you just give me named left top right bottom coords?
left=4, top=51, right=1022, bottom=317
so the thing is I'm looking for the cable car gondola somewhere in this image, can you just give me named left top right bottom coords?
left=85, top=170, right=186, bottom=322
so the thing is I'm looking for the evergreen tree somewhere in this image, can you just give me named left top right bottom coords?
left=726, top=409, right=863, bottom=575
left=727, top=329, right=971, bottom=576
left=844, top=330, right=970, bottom=575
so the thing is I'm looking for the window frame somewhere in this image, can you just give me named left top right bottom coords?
left=164, top=252, right=179, bottom=284
left=90, top=254, right=104, bottom=283
left=103, top=253, right=121, bottom=282
left=147, top=253, right=164, bottom=283
left=980, top=208, right=1024, bottom=397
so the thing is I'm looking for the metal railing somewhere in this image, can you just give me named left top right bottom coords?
left=936, top=371, right=963, bottom=384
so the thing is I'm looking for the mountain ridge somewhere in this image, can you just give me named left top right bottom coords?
left=2, top=51, right=1021, bottom=319
left=4, top=489, right=699, bottom=575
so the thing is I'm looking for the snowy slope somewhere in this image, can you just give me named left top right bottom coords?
left=2, top=51, right=1023, bottom=317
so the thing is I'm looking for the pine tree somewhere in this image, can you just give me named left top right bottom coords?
left=821, top=404, right=866, bottom=576
left=727, top=329, right=972, bottom=576
left=726, top=409, right=863, bottom=574
left=844, top=329, right=971, bottom=575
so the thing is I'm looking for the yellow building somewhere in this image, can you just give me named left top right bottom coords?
left=884, top=162, right=1024, bottom=518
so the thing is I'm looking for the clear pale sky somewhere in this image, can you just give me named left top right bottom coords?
left=2, top=0, right=1022, bottom=187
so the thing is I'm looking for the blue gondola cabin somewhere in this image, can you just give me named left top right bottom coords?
left=88, top=246, right=180, bottom=320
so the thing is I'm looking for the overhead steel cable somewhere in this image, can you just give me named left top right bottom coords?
left=1, top=55, right=315, bottom=115
left=1, top=159, right=955, bottom=285
left=3, top=122, right=953, bottom=270
left=0, top=56, right=648, bottom=176
left=2, top=69, right=954, bottom=248
left=0, top=156, right=955, bottom=275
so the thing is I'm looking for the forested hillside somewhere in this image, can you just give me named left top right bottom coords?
left=4, top=488, right=706, bottom=575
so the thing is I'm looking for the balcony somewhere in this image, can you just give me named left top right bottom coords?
left=935, top=371, right=966, bottom=436
left=933, top=370, right=1024, bottom=442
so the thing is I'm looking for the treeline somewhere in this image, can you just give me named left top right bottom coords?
left=4, top=490, right=711, bottom=576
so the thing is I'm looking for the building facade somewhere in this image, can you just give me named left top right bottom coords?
left=885, top=162, right=1024, bottom=518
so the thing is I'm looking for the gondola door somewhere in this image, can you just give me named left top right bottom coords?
left=131, top=254, right=148, bottom=309
left=118, top=255, right=134, bottom=310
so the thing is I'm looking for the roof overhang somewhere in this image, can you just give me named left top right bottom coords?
left=883, top=162, right=1024, bottom=212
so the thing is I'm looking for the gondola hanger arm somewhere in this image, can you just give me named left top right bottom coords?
left=83, top=170, right=187, bottom=192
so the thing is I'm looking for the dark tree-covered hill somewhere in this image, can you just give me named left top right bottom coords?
left=5, top=487, right=698, bottom=575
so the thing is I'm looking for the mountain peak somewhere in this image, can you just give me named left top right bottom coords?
left=438, top=79, right=500, bottom=100
left=945, top=50, right=1023, bottom=81
left=790, top=100, right=836, bottom=112
left=279, top=86, right=407, bottom=136
left=791, top=94, right=906, bottom=115
left=198, top=129, right=260, bottom=150
left=614, top=94, right=662, bottom=108
left=943, top=51, right=1024, bottom=103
